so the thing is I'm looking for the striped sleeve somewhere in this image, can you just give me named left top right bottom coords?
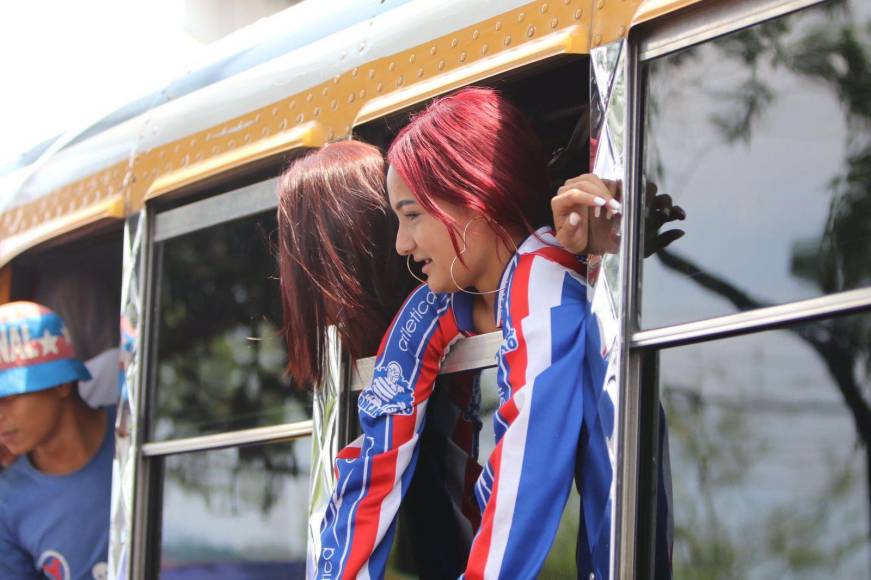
left=316, top=285, right=461, bottom=580
left=465, top=251, right=590, bottom=580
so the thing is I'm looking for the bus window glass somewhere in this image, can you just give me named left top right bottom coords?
left=641, top=0, right=871, bottom=329
left=384, top=368, right=582, bottom=578
left=151, top=211, right=311, bottom=440
left=655, top=311, right=870, bottom=578
left=158, top=439, right=310, bottom=578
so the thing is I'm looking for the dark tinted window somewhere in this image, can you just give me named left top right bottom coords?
left=655, top=311, right=870, bottom=577
left=159, top=439, right=311, bottom=578
left=151, top=211, right=311, bottom=440
left=641, top=0, right=871, bottom=328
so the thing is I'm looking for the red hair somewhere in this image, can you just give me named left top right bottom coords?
left=386, top=87, right=550, bottom=256
left=277, top=141, right=414, bottom=387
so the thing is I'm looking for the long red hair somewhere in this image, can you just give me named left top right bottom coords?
left=386, top=87, right=550, bottom=257
left=277, top=141, right=413, bottom=387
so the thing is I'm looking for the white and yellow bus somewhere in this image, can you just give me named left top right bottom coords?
left=1, top=0, right=869, bottom=578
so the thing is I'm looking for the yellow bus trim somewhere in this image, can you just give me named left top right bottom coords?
left=355, top=25, right=587, bottom=126
left=0, top=195, right=125, bottom=268
left=145, top=121, right=326, bottom=201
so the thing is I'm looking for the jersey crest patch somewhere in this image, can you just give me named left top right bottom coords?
left=359, top=361, right=414, bottom=418
left=38, top=550, right=70, bottom=580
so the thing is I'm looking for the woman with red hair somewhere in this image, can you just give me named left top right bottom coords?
left=286, top=87, right=625, bottom=580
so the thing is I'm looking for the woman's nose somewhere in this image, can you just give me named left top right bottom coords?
left=395, top=225, right=414, bottom=256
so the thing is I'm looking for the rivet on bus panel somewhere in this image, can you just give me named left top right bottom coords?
left=331, top=99, right=338, bottom=110
left=388, top=61, right=396, bottom=71
left=437, top=60, right=445, bottom=70
left=495, top=21, right=503, bottom=31
left=396, top=76, right=404, bottom=86
left=481, top=44, right=488, bottom=55
left=409, top=53, right=416, bottom=63
left=376, top=82, right=383, bottom=93
left=504, top=35, right=512, bottom=46
left=472, top=29, right=480, bottom=40
left=540, top=3, right=549, bottom=14
left=416, top=67, right=424, bottom=77
left=527, top=25, right=536, bottom=37
left=518, top=12, right=525, bottom=22
left=550, top=17, right=559, bottom=28
left=575, top=9, right=583, bottom=19
left=451, top=38, right=459, bottom=48
left=429, top=46, right=437, bottom=56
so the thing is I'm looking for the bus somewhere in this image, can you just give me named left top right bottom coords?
left=1, top=0, right=869, bottom=578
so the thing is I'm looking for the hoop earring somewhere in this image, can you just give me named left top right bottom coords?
left=407, top=255, right=427, bottom=285
left=449, top=217, right=518, bottom=296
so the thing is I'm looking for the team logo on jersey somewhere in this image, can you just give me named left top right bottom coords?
left=38, top=550, right=70, bottom=580
left=358, top=361, right=414, bottom=418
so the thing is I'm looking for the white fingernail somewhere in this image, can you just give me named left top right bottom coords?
left=606, top=208, right=614, bottom=220
left=593, top=197, right=607, bottom=207
left=608, top=199, right=623, bottom=213
left=594, top=206, right=601, bottom=219
left=569, top=212, right=580, bottom=226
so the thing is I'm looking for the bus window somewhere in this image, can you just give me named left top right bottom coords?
left=149, top=188, right=311, bottom=440
left=650, top=311, right=870, bottom=578
left=633, top=1, right=871, bottom=578
left=138, top=178, right=313, bottom=579
left=640, top=0, right=871, bottom=329
left=158, top=438, right=311, bottom=577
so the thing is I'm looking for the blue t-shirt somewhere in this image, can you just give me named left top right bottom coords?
left=0, top=406, right=115, bottom=580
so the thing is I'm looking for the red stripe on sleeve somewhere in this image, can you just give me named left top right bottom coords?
left=466, top=442, right=505, bottom=579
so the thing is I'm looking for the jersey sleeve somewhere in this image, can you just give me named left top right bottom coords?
left=465, top=253, right=592, bottom=580
left=316, top=285, right=461, bottom=580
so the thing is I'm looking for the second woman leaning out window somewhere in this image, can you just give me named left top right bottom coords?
left=277, top=87, right=678, bottom=579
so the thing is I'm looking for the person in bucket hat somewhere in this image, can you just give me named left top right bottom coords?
left=0, top=301, right=113, bottom=580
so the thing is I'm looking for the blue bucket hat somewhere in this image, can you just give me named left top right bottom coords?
left=0, top=301, right=91, bottom=398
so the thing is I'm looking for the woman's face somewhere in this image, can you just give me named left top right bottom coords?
left=387, top=166, right=501, bottom=294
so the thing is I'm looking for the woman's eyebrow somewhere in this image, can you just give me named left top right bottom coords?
left=394, top=199, right=418, bottom=211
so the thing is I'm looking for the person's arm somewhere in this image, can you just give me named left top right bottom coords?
left=316, top=286, right=461, bottom=580
left=464, top=252, right=594, bottom=579
left=0, top=515, right=40, bottom=579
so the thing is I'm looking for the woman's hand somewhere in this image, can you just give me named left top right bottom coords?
left=551, top=174, right=622, bottom=255
left=552, top=174, right=686, bottom=257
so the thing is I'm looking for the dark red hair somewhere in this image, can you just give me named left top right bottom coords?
left=277, top=141, right=414, bottom=387
left=386, top=87, right=550, bottom=256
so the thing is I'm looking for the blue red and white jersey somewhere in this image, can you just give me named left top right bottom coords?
left=315, top=227, right=618, bottom=579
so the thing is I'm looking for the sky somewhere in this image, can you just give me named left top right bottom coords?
left=0, top=0, right=203, bottom=163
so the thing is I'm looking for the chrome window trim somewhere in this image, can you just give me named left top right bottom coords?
left=640, top=0, right=826, bottom=61
left=141, top=420, right=314, bottom=456
left=614, top=36, right=645, bottom=580
left=349, top=331, right=502, bottom=391
left=632, top=287, right=871, bottom=350
left=153, top=177, right=279, bottom=242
